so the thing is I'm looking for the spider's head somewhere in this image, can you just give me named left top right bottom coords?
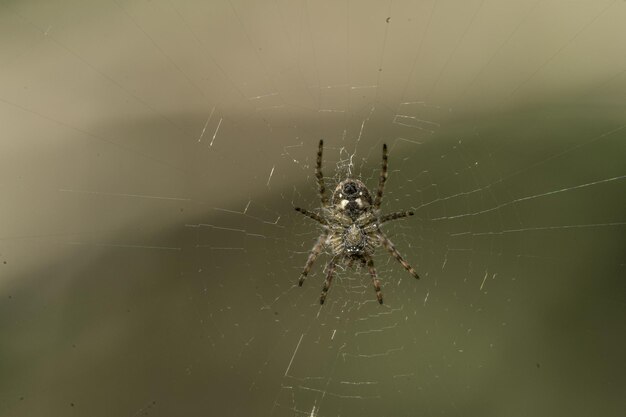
left=332, top=179, right=372, bottom=217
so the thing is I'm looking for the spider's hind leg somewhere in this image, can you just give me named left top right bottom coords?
left=379, top=234, right=419, bottom=279
left=299, top=233, right=327, bottom=286
left=320, top=257, right=338, bottom=305
left=364, top=256, right=383, bottom=304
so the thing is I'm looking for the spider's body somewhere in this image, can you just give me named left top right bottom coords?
left=325, top=179, right=376, bottom=258
left=295, top=140, right=420, bottom=305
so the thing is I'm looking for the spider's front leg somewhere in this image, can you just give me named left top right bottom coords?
left=316, top=139, right=328, bottom=206
left=373, top=143, right=388, bottom=209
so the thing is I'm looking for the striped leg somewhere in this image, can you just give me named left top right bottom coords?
left=299, top=233, right=326, bottom=286
left=294, top=207, right=327, bottom=225
left=316, top=140, right=328, bottom=206
left=373, top=144, right=388, bottom=208
left=320, top=258, right=338, bottom=305
left=365, top=256, right=383, bottom=304
left=379, top=210, right=414, bottom=225
left=379, top=234, right=419, bottom=279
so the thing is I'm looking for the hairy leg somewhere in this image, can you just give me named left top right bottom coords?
left=299, top=233, right=327, bottom=286
left=374, top=143, right=388, bottom=209
left=316, top=139, right=328, bottom=206
left=365, top=255, right=383, bottom=304
left=379, top=210, right=414, bottom=225
left=320, top=258, right=338, bottom=305
left=379, top=233, right=419, bottom=279
left=294, top=207, right=327, bottom=225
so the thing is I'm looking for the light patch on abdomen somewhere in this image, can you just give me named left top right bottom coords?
left=346, top=225, right=361, bottom=246
left=345, top=225, right=365, bottom=255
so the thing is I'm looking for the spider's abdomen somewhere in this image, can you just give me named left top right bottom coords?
left=332, top=179, right=373, bottom=219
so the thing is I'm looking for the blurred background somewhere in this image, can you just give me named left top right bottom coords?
left=1, top=1, right=624, bottom=416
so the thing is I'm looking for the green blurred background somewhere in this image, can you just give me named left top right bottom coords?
left=1, top=1, right=624, bottom=416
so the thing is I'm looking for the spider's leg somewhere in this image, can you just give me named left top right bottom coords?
left=379, top=210, right=414, bottom=225
left=365, top=255, right=383, bottom=304
left=316, top=139, right=328, bottom=206
left=379, top=233, right=419, bottom=279
left=373, top=143, right=388, bottom=209
left=294, top=207, right=327, bottom=225
left=320, top=257, right=338, bottom=305
left=299, top=233, right=327, bottom=286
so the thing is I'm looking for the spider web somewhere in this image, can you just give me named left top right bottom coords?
left=1, top=1, right=625, bottom=417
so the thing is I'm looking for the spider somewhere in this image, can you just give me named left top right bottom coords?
left=295, top=140, right=419, bottom=305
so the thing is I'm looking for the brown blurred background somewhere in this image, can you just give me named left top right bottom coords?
left=1, top=1, right=624, bottom=416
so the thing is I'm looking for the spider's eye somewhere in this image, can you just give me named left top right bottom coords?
left=343, top=182, right=358, bottom=195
